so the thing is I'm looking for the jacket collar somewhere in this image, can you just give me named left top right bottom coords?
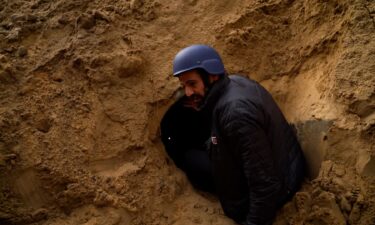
left=198, top=76, right=230, bottom=112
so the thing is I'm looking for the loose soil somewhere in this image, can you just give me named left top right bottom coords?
left=0, top=0, right=374, bottom=225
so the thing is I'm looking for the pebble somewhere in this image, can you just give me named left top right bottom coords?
left=26, top=14, right=38, bottom=23
left=93, top=10, right=111, bottom=22
left=1, top=22, right=13, bottom=30
left=35, top=118, right=52, bottom=133
left=78, top=14, right=95, bottom=30
left=18, top=46, right=28, bottom=57
left=3, top=47, right=15, bottom=53
left=58, top=15, right=69, bottom=25
left=31, top=208, right=48, bottom=221
left=130, top=0, right=144, bottom=10
left=0, top=54, right=7, bottom=62
left=6, top=27, right=21, bottom=42
left=5, top=154, right=17, bottom=160
left=10, top=13, right=26, bottom=23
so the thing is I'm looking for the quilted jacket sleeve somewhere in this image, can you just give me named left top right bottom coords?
left=218, top=100, right=282, bottom=225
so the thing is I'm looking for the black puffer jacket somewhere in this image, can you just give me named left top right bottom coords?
left=201, top=75, right=305, bottom=225
left=160, top=96, right=211, bottom=166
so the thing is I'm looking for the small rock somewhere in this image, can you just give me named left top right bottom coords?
left=57, top=14, right=70, bottom=25
left=3, top=47, right=15, bottom=53
left=17, top=46, right=28, bottom=57
left=130, top=0, right=144, bottom=10
left=35, top=118, right=53, bottom=133
left=93, top=10, right=111, bottom=22
left=93, top=191, right=115, bottom=207
left=104, top=6, right=115, bottom=12
left=10, top=13, right=26, bottom=23
left=0, top=54, right=7, bottom=63
left=30, top=2, right=39, bottom=9
left=5, top=153, right=17, bottom=160
left=31, top=208, right=48, bottom=221
left=6, top=27, right=21, bottom=42
left=72, top=57, right=83, bottom=69
left=39, top=16, right=47, bottom=22
left=77, top=14, right=95, bottom=30
left=50, top=73, right=63, bottom=82
left=26, top=14, right=38, bottom=23
left=122, top=35, right=132, bottom=46
left=1, top=22, right=13, bottom=30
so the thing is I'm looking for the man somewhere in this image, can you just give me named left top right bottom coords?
left=161, top=45, right=306, bottom=225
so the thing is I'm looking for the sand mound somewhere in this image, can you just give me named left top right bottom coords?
left=0, top=0, right=374, bottom=224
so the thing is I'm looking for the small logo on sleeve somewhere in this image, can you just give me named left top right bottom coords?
left=211, top=136, right=218, bottom=145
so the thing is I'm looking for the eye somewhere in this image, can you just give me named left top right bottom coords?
left=186, top=80, right=197, bottom=87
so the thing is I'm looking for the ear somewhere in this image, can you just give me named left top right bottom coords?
left=208, top=75, right=219, bottom=83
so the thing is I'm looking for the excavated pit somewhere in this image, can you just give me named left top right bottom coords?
left=0, top=0, right=374, bottom=225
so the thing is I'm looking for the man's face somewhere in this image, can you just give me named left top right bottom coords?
left=178, top=70, right=206, bottom=108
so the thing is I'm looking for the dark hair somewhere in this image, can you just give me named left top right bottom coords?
left=196, top=68, right=210, bottom=87
left=196, top=68, right=225, bottom=90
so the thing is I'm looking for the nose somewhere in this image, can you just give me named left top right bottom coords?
left=185, top=86, right=194, bottom=97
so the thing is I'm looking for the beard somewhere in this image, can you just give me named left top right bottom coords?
left=186, top=86, right=213, bottom=110
left=181, top=93, right=205, bottom=110
left=189, top=94, right=204, bottom=104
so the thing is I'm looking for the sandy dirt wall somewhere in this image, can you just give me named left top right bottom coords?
left=0, top=0, right=374, bottom=224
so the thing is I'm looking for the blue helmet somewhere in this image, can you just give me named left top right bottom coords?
left=173, top=45, right=225, bottom=76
